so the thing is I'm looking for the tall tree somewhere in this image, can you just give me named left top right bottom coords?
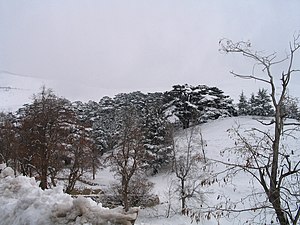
left=171, top=127, right=207, bottom=214
left=71, top=100, right=101, bottom=179
left=64, top=124, right=96, bottom=193
left=219, top=35, right=300, bottom=225
left=252, top=88, right=274, bottom=116
left=0, top=112, right=18, bottom=171
left=108, top=106, right=148, bottom=212
left=17, top=87, right=76, bottom=189
left=164, top=84, right=236, bottom=128
left=142, top=92, right=173, bottom=173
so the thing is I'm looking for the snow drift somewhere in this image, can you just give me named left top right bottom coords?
left=0, top=164, right=138, bottom=225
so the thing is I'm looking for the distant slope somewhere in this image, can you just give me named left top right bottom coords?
left=0, top=71, right=48, bottom=112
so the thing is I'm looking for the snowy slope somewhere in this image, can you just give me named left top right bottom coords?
left=0, top=71, right=49, bottom=112
left=76, top=116, right=300, bottom=225
left=136, top=117, right=300, bottom=225
left=0, top=117, right=299, bottom=225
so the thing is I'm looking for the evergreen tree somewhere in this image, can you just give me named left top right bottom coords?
left=237, top=91, right=250, bottom=115
left=197, top=86, right=236, bottom=121
left=249, top=93, right=256, bottom=115
left=164, top=84, right=200, bottom=129
left=94, top=97, right=120, bottom=153
left=85, top=91, right=173, bottom=173
left=71, top=100, right=101, bottom=180
left=251, top=89, right=274, bottom=116
left=142, top=93, right=173, bottom=173
left=282, top=94, right=300, bottom=120
left=164, top=84, right=236, bottom=128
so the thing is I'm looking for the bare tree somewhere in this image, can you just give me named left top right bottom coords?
left=108, top=108, right=149, bottom=212
left=171, top=127, right=208, bottom=214
left=0, top=112, right=19, bottom=173
left=219, top=34, right=300, bottom=225
left=64, top=126, right=96, bottom=194
left=15, top=86, right=99, bottom=190
left=16, top=87, right=73, bottom=189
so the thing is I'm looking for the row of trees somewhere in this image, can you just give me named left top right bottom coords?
left=70, top=85, right=236, bottom=172
left=0, top=83, right=236, bottom=212
left=237, top=88, right=300, bottom=119
left=237, top=88, right=274, bottom=116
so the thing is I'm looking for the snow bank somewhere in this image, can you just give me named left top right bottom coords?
left=0, top=165, right=138, bottom=225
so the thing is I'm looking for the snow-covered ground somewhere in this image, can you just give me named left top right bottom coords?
left=0, top=164, right=139, bottom=225
left=1, top=116, right=299, bottom=225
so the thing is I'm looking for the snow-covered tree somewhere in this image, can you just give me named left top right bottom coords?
left=64, top=124, right=96, bottom=193
left=14, top=86, right=97, bottom=190
left=164, top=84, right=200, bottom=129
left=251, top=88, right=274, bottom=116
left=108, top=106, right=150, bottom=212
left=89, top=92, right=173, bottom=173
left=0, top=112, right=18, bottom=171
left=282, top=94, right=300, bottom=120
left=15, top=87, right=74, bottom=189
left=142, top=92, right=173, bottom=173
left=70, top=101, right=102, bottom=180
left=164, top=84, right=236, bottom=128
left=237, top=91, right=250, bottom=115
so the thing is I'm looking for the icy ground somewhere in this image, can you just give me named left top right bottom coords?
left=1, top=117, right=299, bottom=225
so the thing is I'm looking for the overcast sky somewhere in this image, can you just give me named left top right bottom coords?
left=1, top=0, right=300, bottom=102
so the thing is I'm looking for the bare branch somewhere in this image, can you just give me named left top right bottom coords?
left=294, top=207, right=300, bottom=225
left=219, top=35, right=300, bottom=225
left=230, top=71, right=271, bottom=84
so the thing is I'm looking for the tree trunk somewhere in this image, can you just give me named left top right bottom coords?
left=39, top=167, right=48, bottom=190
left=268, top=106, right=289, bottom=225
left=181, top=178, right=186, bottom=214
left=92, top=163, right=96, bottom=180
left=269, top=189, right=289, bottom=225
left=50, top=176, right=56, bottom=187
left=122, top=179, right=129, bottom=212
left=65, top=169, right=81, bottom=194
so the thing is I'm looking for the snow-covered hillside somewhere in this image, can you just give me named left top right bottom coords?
left=0, top=71, right=49, bottom=112
left=1, top=116, right=299, bottom=225
left=136, top=117, right=265, bottom=225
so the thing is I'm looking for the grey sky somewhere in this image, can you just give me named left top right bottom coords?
left=1, top=0, right=300, bottom=102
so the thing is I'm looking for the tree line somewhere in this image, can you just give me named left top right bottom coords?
left=237, top=88, right=300, bottom=119
left=0, top=84, right=235, bottom=193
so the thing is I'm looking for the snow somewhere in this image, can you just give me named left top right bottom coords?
left=0, top=71, right=49, bottom=112
left=1, top=116, right=299, bottom=224
left=0, top=165, right=138, bottom=225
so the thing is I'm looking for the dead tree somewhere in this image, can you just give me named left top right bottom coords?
left=219, top=34, right=300, bottom=225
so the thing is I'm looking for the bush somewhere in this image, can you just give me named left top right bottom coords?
left=100, top=176, right=159, bottom=209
